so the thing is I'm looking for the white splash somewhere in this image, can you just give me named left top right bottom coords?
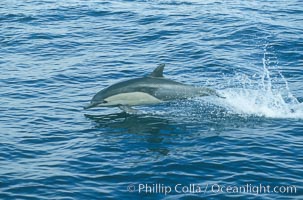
left=219, top=88, right=303, bottom=119
left=214, top=45, right=303, bottom=119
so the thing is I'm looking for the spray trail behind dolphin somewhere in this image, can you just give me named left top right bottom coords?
left=208, top=45, right=303, bottom=119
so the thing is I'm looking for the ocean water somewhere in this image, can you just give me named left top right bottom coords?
left=1, top=0, right=303, bottom=199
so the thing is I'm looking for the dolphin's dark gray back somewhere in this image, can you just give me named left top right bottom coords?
left=89, top=64, right=222, bottom=108
left=91, top=76, right=187, bottom=102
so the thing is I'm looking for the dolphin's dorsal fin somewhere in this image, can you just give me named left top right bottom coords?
left=149, top=64, right=165, bottom=78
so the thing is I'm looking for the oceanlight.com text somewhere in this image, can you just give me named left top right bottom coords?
left=127, top=183, right=297, bottom=195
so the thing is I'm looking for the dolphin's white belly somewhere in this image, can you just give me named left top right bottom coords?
left=104, top=92, right=162, bottom=106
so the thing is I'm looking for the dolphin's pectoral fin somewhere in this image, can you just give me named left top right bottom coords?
left=118, top=105, right=141, bottom=114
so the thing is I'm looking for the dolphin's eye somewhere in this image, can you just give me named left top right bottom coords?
left=103, top=100, right=108, bottom=103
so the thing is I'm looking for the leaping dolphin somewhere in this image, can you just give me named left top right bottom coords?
left=85, top=64, right=222, bottom=113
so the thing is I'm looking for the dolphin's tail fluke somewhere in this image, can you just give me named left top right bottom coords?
left=216, top=93, right=226, bottom=99
left=213, top=90, right=226, bottom=99
left=198, top=87, right=226, bottom=99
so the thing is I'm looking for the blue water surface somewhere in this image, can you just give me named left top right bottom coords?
left=1, top=0, right=303, bottom=199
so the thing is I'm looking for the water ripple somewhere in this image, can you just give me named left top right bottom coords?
left=1, top=0, right=302, bottom=199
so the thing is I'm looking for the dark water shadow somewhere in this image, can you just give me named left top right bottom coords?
left=83, top=106, right=275, bottom=156
left=84, top=112, right=178, bottom=133
left=84, top=112, right=187, bottom=156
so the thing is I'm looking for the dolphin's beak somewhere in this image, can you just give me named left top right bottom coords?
left=83, top=102, right=99, bottom=110
left=84, top=100, right=108, bottom=110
